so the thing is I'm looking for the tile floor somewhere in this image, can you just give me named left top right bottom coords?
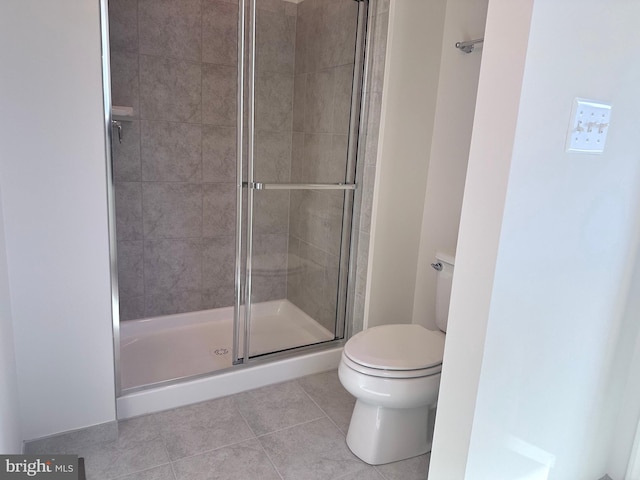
left=29, top=370, right=430, bottom=480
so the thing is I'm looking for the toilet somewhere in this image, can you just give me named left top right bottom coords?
left=338, top=252, right=454, bottom=465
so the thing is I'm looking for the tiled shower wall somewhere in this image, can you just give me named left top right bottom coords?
left=286, top=0, right=359, bottom=332
left=251, top=0, right=297, bottom=304
left=109, top=0, right=386, bottom=330
left=110, top=0, right=295, bottom=320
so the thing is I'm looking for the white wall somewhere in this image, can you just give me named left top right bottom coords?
left=366, top=0, right=447, bottom=328
left=0, top=185, right=22, bottom=453
left=428, top=0, right=534, bottom=476
left=0, top=1, right=116, bottom=440
left=430, top=0, right=640, bottom=478
left=606, top=247, right=640, bottom=479
left=412, top=0, right=488, bottom=330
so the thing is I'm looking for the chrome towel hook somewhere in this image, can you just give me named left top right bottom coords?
left=431, top=262, right=443, bottom=271
left=455, top=38, right=484, bottom=54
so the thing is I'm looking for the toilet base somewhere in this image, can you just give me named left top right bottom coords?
left=345, top=400, right=435, bottom=465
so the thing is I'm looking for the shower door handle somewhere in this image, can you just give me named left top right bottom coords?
left=248, top=182, right=357, bottom=190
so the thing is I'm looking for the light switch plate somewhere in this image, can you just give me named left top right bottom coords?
left=566, top=98, right=611, bottom=154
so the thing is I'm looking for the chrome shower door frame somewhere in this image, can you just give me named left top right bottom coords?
left=235, top=0, right=370, bottom=363
left=99, top=0, right=122, bottom=399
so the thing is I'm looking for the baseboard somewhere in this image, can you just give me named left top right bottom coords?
left=23, top=421, right=118, bottom=454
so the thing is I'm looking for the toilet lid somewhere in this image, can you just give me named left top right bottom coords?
left=344, top=324, right=445, bottom=370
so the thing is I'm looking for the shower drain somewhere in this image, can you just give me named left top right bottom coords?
left=211, top=347, right=229, bottom=356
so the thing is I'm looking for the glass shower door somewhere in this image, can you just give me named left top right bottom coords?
left=237, top=0, right=367, bottom=361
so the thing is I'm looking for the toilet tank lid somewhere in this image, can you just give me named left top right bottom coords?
left=344, top=324, right=445, bottom=370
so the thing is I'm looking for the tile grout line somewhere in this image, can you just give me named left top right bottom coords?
left=295, top=377, right=392, bottom=479
left=161, top=436, right=176, bottom=479
left=291, top=380, right=378, bottom=480
left=168, top=455, right=179, bottom=480
left=256, top=440, right=286, bottom=480
left=230, top=387, right=326, bottom=439
left=136, top=414, right=180, bottom=478
left=373, top=465, right=391, bottom=480
left=104, top=425, right=174, bottom=479
left=295, top=378, right=349, bottom=436
left=166, top=435, right=256, bottom=465
left=161, top=395, right=284, bottom=480
left=108, top=462, right=174, bottom=480
left=148, top=400, right=261, bottom=465
left=230, top=395, right=261, bottom=438
left=253, top=414, right=327, bottom=440
left=250, top=418, right=287, bottom=480
left=331, top=465, right=384, bottom=480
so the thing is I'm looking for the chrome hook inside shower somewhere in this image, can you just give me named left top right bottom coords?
left=431, top=262, right=443, bottom=271
left=111, top=120, right=122, bottom=144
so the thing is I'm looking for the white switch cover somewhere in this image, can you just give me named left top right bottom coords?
left=566, top=98, right=612, bottom=153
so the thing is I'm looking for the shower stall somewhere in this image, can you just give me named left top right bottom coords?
left=104, top=0, right=370, bottom=396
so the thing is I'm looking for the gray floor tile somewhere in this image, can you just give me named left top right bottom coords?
left=259, top=417, right=366, bottom=480
left=117, top=414, right=164, bottom=445
left=77, top=437, right=169, bottom=480
left=234, top=380, right=325, bottom=436
left=25, top=370, right=429, bottom=480
left=337, top=466, right=386, bottom=480
left=113, top=464, right=176, bottom=480
left=154, top=396, right=255, bottom=460
left=374, top=453, right=430, bottom=480
left=71, top=415, right=170, bottom=479
left=172, top=439, right=280, bottom=480
left=24, top=421, right=118, bottom=454
left=297, top=370, right=356, bottom=433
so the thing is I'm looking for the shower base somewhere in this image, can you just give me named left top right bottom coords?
left=120, top=299, right=334, bottom=391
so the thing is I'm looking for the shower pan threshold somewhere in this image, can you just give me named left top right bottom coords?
left=117, top=299, right=343, bottom=419
left=120, top=299, right=334, bottom=391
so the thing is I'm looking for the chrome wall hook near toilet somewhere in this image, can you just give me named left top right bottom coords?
left=431, top=262, right=443, bottom=271
left=455, top=38, right=484, bottom=54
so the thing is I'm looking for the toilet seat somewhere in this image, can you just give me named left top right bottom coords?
left=343, top=324, right=445, bottom=379
left=341, top=353, right=441, bottom=379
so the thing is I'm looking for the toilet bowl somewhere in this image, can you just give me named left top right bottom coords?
left=338, top=252, right=454, bottom=465
left=339, top=324, right=445, bottom=465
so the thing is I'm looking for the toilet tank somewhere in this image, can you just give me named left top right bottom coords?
left=434, top=252, right=454, bottom=332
